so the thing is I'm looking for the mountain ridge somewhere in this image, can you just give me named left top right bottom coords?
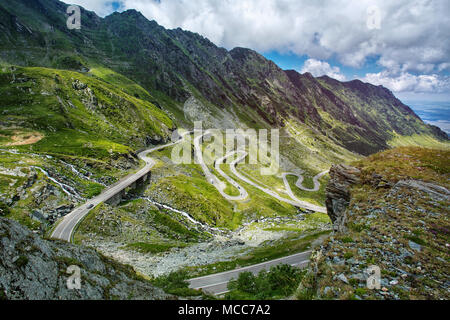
left=0, top=0, right=447, bottom=158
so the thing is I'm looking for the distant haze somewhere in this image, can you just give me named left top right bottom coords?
left=405, top=101, right=450, bottom=135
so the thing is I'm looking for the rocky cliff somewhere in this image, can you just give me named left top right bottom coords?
left=0, top=216, right=174, bottom=300
left=296, top=147, right=450, bottom=300
left=325, top=165, right=361, bottom=232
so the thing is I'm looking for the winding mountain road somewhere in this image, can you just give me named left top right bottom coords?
left=282, top=171, right=329, bottom=192
left=194, top=131, right=327, bottom=213
left=50, top=129, right=327, bottom=243
left=214, top=151, right=248, bottom=201
left=49, top=129, right=325, bottom=296
left=50, top=131, right=190, bottom=242
left=188, top=250, right=311, bottom=295
left=193, top=131, right=248, bottom=201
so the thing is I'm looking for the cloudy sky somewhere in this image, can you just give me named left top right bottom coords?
left=63, top=0, right=450, bottom=104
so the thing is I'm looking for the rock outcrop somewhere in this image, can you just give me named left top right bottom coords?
left=296, top=147, right=450, bottom=300
left=393, top=179, right=450, bottom=202
left=0, top=217, right=174, bottom=300
left=325, top=164, right=361, bottom=232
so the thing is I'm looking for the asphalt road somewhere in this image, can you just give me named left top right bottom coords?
left=194, top=132, right=327, bottom=213
left=228, top=151, right=327, bottom=213
left=49, top=130, right=321, bottom=297
left=188, top=250, right=312, bottom=295
left=50, top=132, right=189, bottom=242
left=282, top=171, right=329, bottom=192
left=51, top=130, right=326, bottom=242
left=215, top=151, right=249, bottom=201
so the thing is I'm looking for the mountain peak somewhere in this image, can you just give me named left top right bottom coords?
left=302, top=72, right=315, bottom=79
left=121, top=9, right=145, bottom=17
left=109, top=8, right=150, bottom=24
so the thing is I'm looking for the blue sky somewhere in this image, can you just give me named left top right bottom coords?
left=262, top=51, right=384, bottom=79
left=110, top=1, right=122, bottom=11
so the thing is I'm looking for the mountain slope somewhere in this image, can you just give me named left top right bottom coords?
left=0, top=0, right=447, bottom=235
left=0, top=65, right=173, bottom=157
left=0, top=0, right=447, bottom=157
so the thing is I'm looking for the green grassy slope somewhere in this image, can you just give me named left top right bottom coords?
left=0, top=65, right=173, bottom=158
left=0, top=64, right=174, bottom=230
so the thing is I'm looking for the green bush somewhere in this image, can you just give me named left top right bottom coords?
left=0, top=201, right=10, bottom=216
left=355, top=288, right=367, bottom=296
left=406, top=235, right=427, bottom=246
left=153, top=271, right=201, bottom=297
left=14, top=255, right=29, bottom=268
left=341, top=237, right=354, bottom=243
left=344, top=251, right=354, bottom=259
left=84, top=183, right=104, bottom=198
left=348, top=222, right=369, bottom=232
left=54, top=56, right=87, bottom=71
left=226, top=264, right=306, bottom=300
left=0, top=288, right=7, bottom=300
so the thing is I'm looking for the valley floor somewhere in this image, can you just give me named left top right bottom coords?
left=1, top=123, right=448, bottom=300
left=71, top=131, right=332, bottom=285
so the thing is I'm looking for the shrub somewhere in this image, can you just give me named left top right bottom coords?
left=0, top=288, right=7, bottom=300
left=227, top=264, right=305, bottom=300
left=153, top=271, right=201, bottom=297
left=355, top=288, right=367, bottom=296
left=230, top=271, right=257, bottom=294
left=0, top=201, right=10, bottom=216
left=14, top=255, right=29, bottom=268
left=344, top=251, right=354, bottom=259
left=341, top=237, right=354, bottom=243
left=348, top=222, right=368, bottom=232
left=406, top=235, right=427, bottom=246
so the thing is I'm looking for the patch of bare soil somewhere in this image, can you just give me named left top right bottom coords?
left=4, top=132, right=43, bottom=146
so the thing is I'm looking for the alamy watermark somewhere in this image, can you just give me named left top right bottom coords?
left=366, top=265, right=381, bottom=289
left=66, top=5, right=81, bottom=30
left=366, top=5, right=381, bottom=30
left=171, top=122, right=280, bottom=176
left=66, top=265, right=81, bottom=290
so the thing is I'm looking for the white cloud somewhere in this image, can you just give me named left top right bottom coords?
left=64, top=1, right=449, bottom=69
left=438, top=63, right=450, bottom=72
left=362, top=71, right=450, bottom=93
left=64, top=0, right=120, bottom=17
left=301, top=59, right=346, bottom=81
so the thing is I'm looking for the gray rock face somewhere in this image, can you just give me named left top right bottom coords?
left=408, top=240, right=422, bottom=252
left=325, top=164, right=361, bottom=232
left=336, top=273, right=349, bottom=284
left=0, top=217, right=174, bottom=300
left=394, top=180, right=449, bottom=202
